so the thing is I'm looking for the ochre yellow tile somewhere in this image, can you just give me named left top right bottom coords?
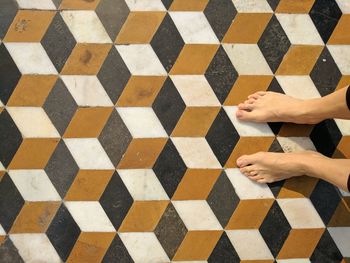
left=278, top=123, right=314, bottom=137
left=328, top=15, right=350, bottom=44
left=328, top=198, right=350, bottom=227
left=277, top=229, right=324, bottom=259
left=63, top=107, right=113, bottom=138
left=0, top=171, right=5, bottom=182
left=276, top=0, right=315, bottom=13
left=169, top=0, right=208, bottom=11
left=9, top=138, right=59, bottom=169
left=170, top=44, right=219, bottom=75
left=276, top=45, right=323, bottom=75
left=60, top=0, right=101, bottom=10
left=119, top=201, right=169, bottom=232
left=223, top=13, right=272, bottom=44
left=172, top=169, right=221, bottom=200
left=172, top=107, right=220, bottom=137
left=278, top=176, right=318, bottom=198
left=67, top=232, right=115, bottom=263
left=117, top=76, right=166, bottom=107
left=224, top=76, right=273, bottom=106
left=225, top=137, right=275, bottom=168
left=226, top=199, right=274, bottom=229
left=336, top=76, right=350, bottom=91
left=7, top=75, right=57, bottom=106
left=4, top=10, right=55, bottom=42
left=241, top=261, right=274, bottom=263
left=173, top=231, right=223, bottom=261
left=116, top=12, right=166, bottom=44
left=117, top=138, right=167, bottom=169
left=10, top=202, right=60, bottom=233
left=61, top=44, right=111, bottom=75
left=64, top=170, right=114, bottom=201
left=337, top=136, right=350, bottom=158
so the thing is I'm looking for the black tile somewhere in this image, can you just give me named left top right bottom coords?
left=258, top=15, right=291, bottom=73
left=100, top=171, right=133, bottom=230
left=206, top=108, right=239, bottom=166
left=205, top=46, right=238, bottom=104
left=45, top=140, right=79, bottom=198
left=310, top=0, right=342, bottom=44
left=0, top=0, right=17, bottom=39
left=51, top=0, right=62, bottom=8
left=43, top=78, right=77, bottom=136
left=310, top=180, right=341, bottom=226
left=208, top=232, right=240, bottom=263
left=267, top=77, right=284, bottom=94
left=41, top=13, right=76, bottom=73
left=268, top=138, right=284, bottom=153
left=153, top=77, right=186, bottom=135
left=267, top=0, right=280, bottom=10
left=47, top=204, right=81, bottom=262
left=161, top=0, right=173, bottom=9
left=310, top=119, right=342, bottom=157
left=310, top=229, right=343, bottom=263
left=96, top=0, right=130, bottom=41
left=98, top=46, right=131, bottom=104
left=0, top=44, right=21, bottom=105
left=259, top=201, right=291, bottom=257
left=0, top=173, right=24, bottom=233
left=154, top=203, right=187, bottom=260
left=0, top=110, right=22, bottom=168
left=99, top=109, right=132, bottom=167
left=102, top=234, right=134, bottom=263
left=151, top=14, right=184, bottom=73
left=207, top=171, right=239, bottom=228
left=153, top=139, right=187, bottom=198
left=268, top=180, right=285, bottom=198
left=204, top=0, right=237, bottom=41
left=310, top=47, right=341, bottom=97
left=0, top=237, right=24, bottom=263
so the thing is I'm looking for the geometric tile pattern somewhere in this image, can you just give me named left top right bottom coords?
left=0, top=0, right=350, bottom=262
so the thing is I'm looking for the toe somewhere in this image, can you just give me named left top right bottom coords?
left=237, top=153, right=261, bottom=168
left=236, top=109, right=257, bottom=121
left=238, top=103, right=253, bottom=111
left=236, top=155, right=251, bottom=167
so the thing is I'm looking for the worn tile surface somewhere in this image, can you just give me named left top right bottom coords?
left=0, top=0, right=350, bottom=262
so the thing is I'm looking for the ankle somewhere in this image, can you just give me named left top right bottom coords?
left=296, top=99, right=325, bottom=124
left=303, top=154, right=329, bottom=178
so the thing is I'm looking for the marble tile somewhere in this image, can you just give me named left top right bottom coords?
left=276, top=76, right=321, bottom=99
left=277, top=137, right=317, bottom=152
left=232, top=0, right=273, bottom=13
left=169, top=12, right=219, bottom=44
left=0, top=224, right=5, bottom=235
left=118, top=169, right=169, bottom=200
left=124, top=0, right=166, bottom=11
left=65, top=201, right=115, bottom=232
left=334, top=119, right=350, bottom=136
left=8, top=170, right=61, bottom=201
left=172, top=200, right=222, bottom=230
left=277, top=259, right=311, bottom=263
left=222, top=44, right=273, bottom=75
left=328, top=227, right=350, bottom=257
left=336, top=0, right=350, bottom=13
left=15, top=0, right=56, bottom=9
left=327, top=45, right=350, bottom=75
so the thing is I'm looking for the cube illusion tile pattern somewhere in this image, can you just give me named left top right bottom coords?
left=0, top=0, right=350, bottom=262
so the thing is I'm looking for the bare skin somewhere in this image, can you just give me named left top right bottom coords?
left=236, top=87, right=350, bottom=192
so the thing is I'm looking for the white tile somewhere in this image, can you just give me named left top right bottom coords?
left=16, top=0, right=56, bottom=9
left=277, top=137, right=316, bottom=152
left=0, top=225, right=6, bottom=235
left=328, top=227, right=350, bottom=257
left=334, top=119, right=350, bottom=136
left=61, top=76, right=113, bottom=106
left=8, top=170, right=61, bottom=201
left=169, top=12, right=219, bottom=44
left=276, top=14, right=323, bottom=45
left=226, top=230, right=273, bottom=260
left=117, top=107, right=167, bottom=138
left=0, top=100, right=3, bottom=107
left=65, top=201, right=115, bottom=232
left=336, top=0, right=350, bottom=13
left=223, top=44, right=272, bottom=75
left=277, top=198, right=324, bottom=228
left=224, top=106, right=274, bottom=136
left=125, top=0, right=166, bottom=11
left=171, top=137, right=221, bottom=169
left=7, top=107, right=60, bottom=138
left=170, top=75, right=220, bottom=107
left=226, top=168, right=274, bottom=199
left=172, top=200, right=222, bottom=230
left=64, top=138, right=114, bottom=169
left=276, top=76, right=321, bottom=99
left=118, top=169, right=169, bottom=200
left=10, top=234, right=61, bottom=263
left=327, top=45, right=350, bottom=75
left=5, top=43, right=57, bottom=74
left=116, top=45, right=167, bottom=76
left=232, top=0, right=272, bottom=12
left=119, top=232, right=169, bottom=263
left=61, top=11, right=111, bottom=43
left=277, top=259, right=310, bottom=263
left=339, top=188, right=350, bottom=197
left=0, top=162, right=5, bottom=171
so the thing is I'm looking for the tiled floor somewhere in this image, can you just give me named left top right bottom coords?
left=0, top=0, right=350, bottom=262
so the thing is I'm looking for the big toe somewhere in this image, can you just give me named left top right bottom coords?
left=236, top=109, right=256, bottom=121
left=237, top=155, right=253, bottom=167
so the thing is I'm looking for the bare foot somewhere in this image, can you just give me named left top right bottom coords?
left=236, top=151, right=323, bottom=184
left=235, top=91, right=322, bottom=124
